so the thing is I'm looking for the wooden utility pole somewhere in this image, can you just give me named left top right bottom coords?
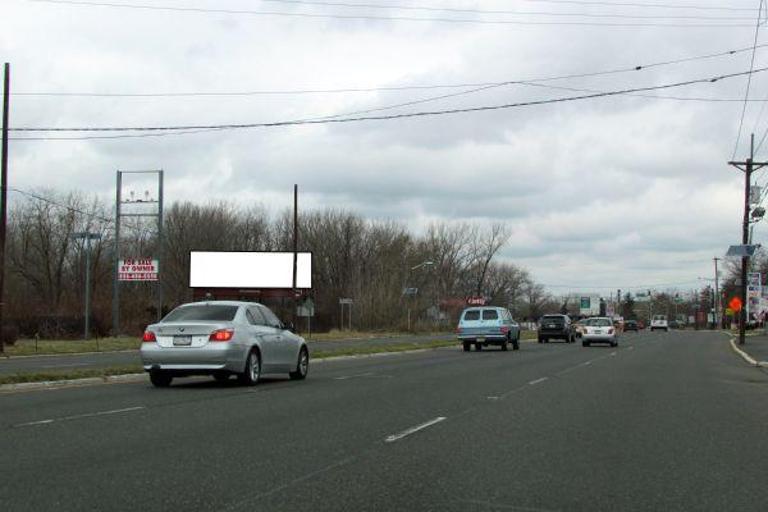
left=0, top=63, right=10, bottom=355
left=728, top=134, right=768, bottom=345
left=713, top=257, right=721, bottom=329
left=292, top=184, right=298, bottom=330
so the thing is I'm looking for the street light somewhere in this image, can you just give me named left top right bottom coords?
left=405, top=260, right=434, bottom=331
left=73, top=231, right=102, bottom=342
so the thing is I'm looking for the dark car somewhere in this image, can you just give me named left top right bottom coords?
left=624, top=320, right=639, bottom=332
left=668, top=320, right=680, bottom=330
left=538, top=314, right=577, bottom=343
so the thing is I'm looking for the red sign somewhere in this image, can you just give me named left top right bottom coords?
left=466, top=296, right=486, bottom=306
left=729, top=296, right=743, bottom=312
left=118, top=258, right=159, bottom=281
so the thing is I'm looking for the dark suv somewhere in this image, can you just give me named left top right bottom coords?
left=624, top=320, right=639, bottom=332
left=538, top=314, right=576, bottom=343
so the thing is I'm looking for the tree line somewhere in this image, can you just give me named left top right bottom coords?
left=5, top=190, right=557, bottom=338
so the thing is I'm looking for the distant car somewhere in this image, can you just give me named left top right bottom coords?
left=538, top=314, right=577, bottom=343
left=140, top=300, right=309, bottom=387
left=637, top=320, right=646, bottom=330
left=624, top=320, right=639, bottom=332
left=650, top=314, right=669, bottom=332
left=668, top=320, right=680, bottom=329
left=457, top=307, right=521, bottom=351
left=581, top=317, right=618, bottom=347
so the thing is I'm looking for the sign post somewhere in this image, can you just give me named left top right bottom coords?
left=339, top=298, right=353, bottom=331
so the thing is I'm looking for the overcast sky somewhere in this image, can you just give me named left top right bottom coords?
left=3, top=0, right=768, bottom=295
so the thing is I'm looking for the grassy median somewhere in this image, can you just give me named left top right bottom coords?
left=3, top=337, right=140, bottom=357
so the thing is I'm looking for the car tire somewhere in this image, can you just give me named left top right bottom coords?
left=475, top=342, right=482, bottom=351
left=501, top=340, right=508, bottom=351
left=289, top=347, right=309, bottom=380
left=238, top=349, right=261, bottom=386
left=463, top=341, right=471, bottom=352
left=213, top=371, right=230, bottom=383
left=513, top=338, right=520, bottom=351
left=582, top=341, right=590, bottom=347
left=149, top=370, right=173, bottom=388
left=537, top=337, right=543, bottom=344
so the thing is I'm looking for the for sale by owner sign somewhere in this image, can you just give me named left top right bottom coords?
left=119, top=258, right=159, bottom=281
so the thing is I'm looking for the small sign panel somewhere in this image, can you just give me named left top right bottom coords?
left=119, top=258, right=159, bottom=281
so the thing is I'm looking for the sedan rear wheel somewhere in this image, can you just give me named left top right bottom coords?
left=475, top=342, right=483, bottom=351
left=290, top=347, right=309, bottom=380
left=149, top=370, right=173, bottom=388
left=462, top=341, right=471, bottom=352
left=239, top=350, right=261, bottom=386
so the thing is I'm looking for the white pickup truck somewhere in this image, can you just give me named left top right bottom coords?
left=650, top=314, right=669, bottom=332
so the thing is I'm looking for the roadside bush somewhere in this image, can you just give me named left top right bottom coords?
left=1, top=324, right=19, bottom=346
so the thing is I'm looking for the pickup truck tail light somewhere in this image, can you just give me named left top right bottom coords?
left=500, top=325, right=510, bottom=334
left=142, top=331, right=156, bottom=343
left=456, top=326, right=463, bottom=334
left=210, top=328, right=235, bottom=342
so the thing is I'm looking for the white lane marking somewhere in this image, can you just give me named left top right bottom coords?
left=528, top=377, right=548, bottom=386
left=581, top=361, right=592, bottom=366
left=334, top=372, right=375, bottom=380
left=628, top=346, right=635, bottom=351
left=14, top=406, right=145, bottom=428
left=38, top=363, right=90, bottom=369
left=385, top=416, right=447, bottom=443
left=486, top=396, right=499, bottom=400
left=610, top=351, right=617, bottom=357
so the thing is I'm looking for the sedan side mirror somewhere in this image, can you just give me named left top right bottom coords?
left=284, top=321, right=296, bottom=333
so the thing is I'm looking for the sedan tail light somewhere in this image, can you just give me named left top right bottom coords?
left=142, top=331, right=157, bottom=343
left=209, top=328, right=235, bottom=342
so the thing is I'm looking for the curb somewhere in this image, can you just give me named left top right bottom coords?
left=724, top=332, right=768, bottom=368
left=0, top=373, right=147, bottom=393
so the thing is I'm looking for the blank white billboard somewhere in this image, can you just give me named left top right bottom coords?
left=189, top=251, right=312, bottom=289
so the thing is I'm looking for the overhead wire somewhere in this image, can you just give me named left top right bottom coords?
left=27, top=0, right=756, bottom=27
left=14, top=43, right=768, bottom=98
left=257, top=0, right=756, bottom=20
left=731, top=0, right=764, bottom=160
left=9, top=67, right=768, bottom=141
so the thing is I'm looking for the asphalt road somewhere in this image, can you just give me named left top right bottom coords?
left=2, top=330, right=767, bottom=511
left=0, top=333, right=455, bottom=376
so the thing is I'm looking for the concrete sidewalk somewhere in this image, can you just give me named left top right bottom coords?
left=736, top=332, right=768, bottom=364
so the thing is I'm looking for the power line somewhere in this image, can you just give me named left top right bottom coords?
left=258, top=0, right=756, bottom=20
left=14, top=43, right=768, bottom=98
left=732, top=0, right=764, bottom=160
left=518, top=0, right=759, bottom=12
left=10, top=67, right=768, bottom=138
left=9, top=187, right=113, bottom=224
left=28, top=0, right=755, bottom=27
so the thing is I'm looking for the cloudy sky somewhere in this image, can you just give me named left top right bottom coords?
left=3, top=0, right=768, bottom=295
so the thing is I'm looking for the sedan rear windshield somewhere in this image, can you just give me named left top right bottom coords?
left=163, top=305, right=239, bottom=322
left=463, top=310, right=481, bottom=321
left=585, top=318, right=612, bottom=327
left=541, top=316, right=565, bottom=324
left=482, top=310, right=499, bottom=320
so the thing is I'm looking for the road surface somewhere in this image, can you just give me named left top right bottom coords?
left=1, top=330, right=766, bottom=511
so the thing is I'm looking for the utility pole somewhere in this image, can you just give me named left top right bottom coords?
left=713, top=257, right=721, bottom=329
left=728, top=133, right=768, bottom=345
left=292, top=184, right=298, bottom=330
left=0, top=63, right=10, bottom=355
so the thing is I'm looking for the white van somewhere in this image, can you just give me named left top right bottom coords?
left=650, top=314, right=669, bottom=332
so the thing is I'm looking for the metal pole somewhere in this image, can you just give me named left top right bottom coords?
left=713, top=257, right=721, bottom=329
left=84, top=235, right=91, bottom=340
left=292, top=184, right=298, bottom=329
left=157, top=170, right=164, bottom=321
left=0, top=63, right=10, bottom=354
left=112, top=171, right=122, bottom=336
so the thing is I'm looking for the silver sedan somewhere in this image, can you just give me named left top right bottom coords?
left=140, top=300, right=309, bottom=387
